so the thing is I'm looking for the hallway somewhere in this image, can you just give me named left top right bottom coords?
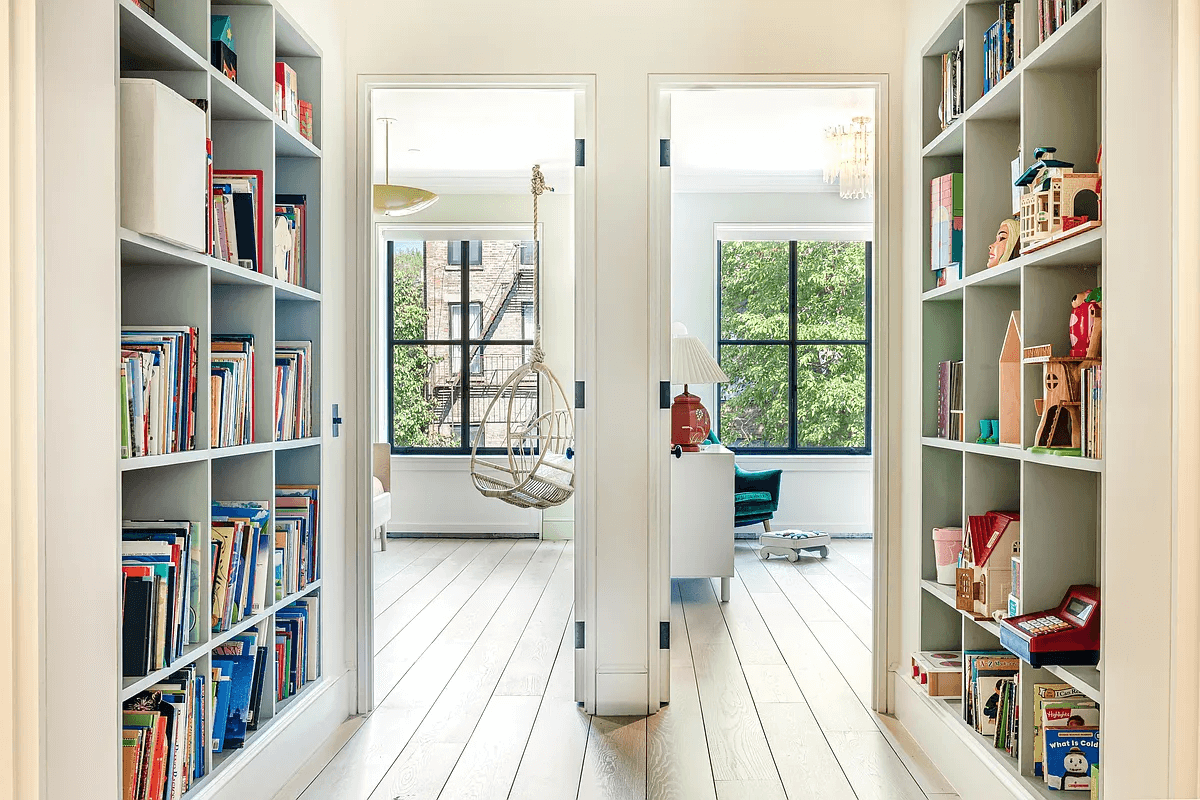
left=279, top=538, right=956, bottom=800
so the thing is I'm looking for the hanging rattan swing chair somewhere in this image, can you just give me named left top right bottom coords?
left=468, top=166, right=575, bottom=510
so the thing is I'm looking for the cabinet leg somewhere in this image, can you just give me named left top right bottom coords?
left=720, top=577, right=731, bottom=603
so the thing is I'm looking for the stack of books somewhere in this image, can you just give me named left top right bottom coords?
left=122, top=666, right=206, bottom=800
left=984, top=2, right=1021, bottom=94
left=275, top=596, right=319, bottom=702
left=211, top=334, right=255, bottom=448
left=963, top=651, right=1019, bottom=746
left=211, top=626, right=270, bottom=753
left=211, top=169, right=264, bottom=273
left=1039, top=0, right=1088, bottom=42
left=122, top=521, right=200, bottom=677
left=1081, top=362, right=1102, bottom=458
left=274, top=194, right=307, bottom=287
left=210, top=500, right=271, bottom=634
left=276, top=485, right=319, bottom=595
left=275, top=340, right=313, bottom=440
left=1033, top=683, right=1100, bottom=791
left=939, top=40, right=966, bottom=129
left=120, top=327, right=199, bottom=458
left=937, top=360, right=965, bottom=441
left=275, top=62, right=314, bottom=142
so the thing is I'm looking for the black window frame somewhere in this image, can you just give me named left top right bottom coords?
left=716, top=238, right=872, bottom=456
left=446, top=239, right=483, bottom=268
left=388, top=238, right=537, bottom=455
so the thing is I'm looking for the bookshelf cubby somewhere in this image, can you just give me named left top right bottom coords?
left=117, top=0, right=323, bottom=795
left=914, top=2, right=1104, bottom=798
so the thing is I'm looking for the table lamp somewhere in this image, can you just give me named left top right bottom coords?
left=671, top=323, right=729, bottom=452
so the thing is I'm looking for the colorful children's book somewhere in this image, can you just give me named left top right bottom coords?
left=1032, top=684, right=1087, bottom=775
left=931, top=172, right=964, bottom=281
left=1044, top=727, right=1099, bottom=791
left=969, top=651, right=1020, bottom=737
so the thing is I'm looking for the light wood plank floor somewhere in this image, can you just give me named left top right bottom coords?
left=286, top=538, right=957, bottom=800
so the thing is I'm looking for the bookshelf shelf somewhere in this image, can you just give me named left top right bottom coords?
left=916, top=1, right=1105, bottom=795
left=116, top=3, right=324, bottom=796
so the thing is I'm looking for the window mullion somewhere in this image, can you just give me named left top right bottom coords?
left=459, top=240, right=470, bottom=451
left=789, top=240, right=798, bottom=453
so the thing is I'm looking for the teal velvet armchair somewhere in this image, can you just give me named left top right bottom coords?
left=705, top=432, right=783, bottom=531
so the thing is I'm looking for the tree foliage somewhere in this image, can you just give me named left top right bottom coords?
left=719, top=240, right=869, bottom=451
left=391, top=246, right=450, bottom=447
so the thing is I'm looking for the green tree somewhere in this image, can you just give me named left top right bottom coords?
left=391, top=246, right=449, bottom=447
left=719, top=240, right=868, bottom=450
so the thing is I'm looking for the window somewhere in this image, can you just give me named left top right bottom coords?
left=446, top=239, right=482, bottom=268
left=388, top=235, right=538, bottom=453
left=522, top=302, right=535, bottom=361
left=717, top=239, right=871, bottom=454
left=519, top=240, right=536, bottom=266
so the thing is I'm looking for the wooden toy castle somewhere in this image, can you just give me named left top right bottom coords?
left=1014, top=147, right=1101, bottom=253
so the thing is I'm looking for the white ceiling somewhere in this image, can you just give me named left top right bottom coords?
left=371, top=88, right=576, bottom=194
left=369, top=86, right=875, bottom=194
left=670, top=87, right=875, bottom=191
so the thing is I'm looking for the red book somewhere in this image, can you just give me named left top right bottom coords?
left=213, top=169, right=265, bottom=273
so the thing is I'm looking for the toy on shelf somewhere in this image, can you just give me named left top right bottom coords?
left=932, top=526, right=963, bottom=585
left=211, top=15, right=237, bottom=83
left=999, top=584, right=1101, bottom=667
left=1070, top=287, right=1102, bottom=358
left=759, top=529, right=830, bottom=561
left=999, top=311, right=1021, bottom=446
left=1025, top=287, right=1102, bottom=455
left=910, top=651, right=963, bottom=697
left=956, top=511, right=1020, bottom=619
left=931, top=172, right=964, bottom=287
left=975, top=419, right=1000, bottom=445
left=1014, top=146, right=1102, bottom=253
left=986, top=217, right=1021, bottom=268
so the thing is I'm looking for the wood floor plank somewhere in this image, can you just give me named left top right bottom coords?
left=713, top=780, right=787, bottom=800
left=801, top=571, right=873, bottom=645
left=577, top=716, right=648, bottom=800
left=817, top=544, right=874, bottom=601
left=669, top=582, right=694, bottom=669
left=833, top=538, right=875, bottom=578
left=757, top=702, right=856, bottom=800
left=509, top=629, right=592, bottom=800
left=732, top=543, right=782, bottom=594
left=709, top=575, right=785, bottom=666
left=436, top=695, right=542, bottom=800
left=364, top=741, right=463, bottom=800
left=824, top=731, right=929, bottom=800
left=374, top=540, right=493, bottom=655
left=807, top=618, right=873, bottom=702
left=494, top=541, right=575, bottom=696
left=688, top=642, right=776, bottom=781
left=374, top=539, right=468, bottom=617
left=741, top=664, right=805, bottom=705
left=757, top=555, right=842, bottom=625
left=373, top=537, right=438, bottom=589
left=646, top=665, right=716, bottom=800
left=674, top=578, right=730, bottom=644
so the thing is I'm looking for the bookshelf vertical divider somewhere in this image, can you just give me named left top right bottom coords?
left=117, top=0, right=324, bottom=795
left=916, top=2, right=1104, bottom=798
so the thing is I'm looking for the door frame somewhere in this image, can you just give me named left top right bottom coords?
left=353, top=75, right=597, bottom=713
left=648, top=74, right=895, bottom=713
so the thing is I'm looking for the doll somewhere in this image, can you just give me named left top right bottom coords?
left=986, top=217, right=1021, bottom=268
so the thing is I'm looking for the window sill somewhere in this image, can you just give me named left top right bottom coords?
left=735, top=454, right=873, bottom=472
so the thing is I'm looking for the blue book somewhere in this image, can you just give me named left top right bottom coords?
left=211, top=664, right=233, bottom=753
left=1044, top=727, right=1099, bottom=791
left=213, top=654, right=257, bottom=748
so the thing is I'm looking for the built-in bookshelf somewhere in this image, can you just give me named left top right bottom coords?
left=117, top=0, right=323, bottom=796
left=912, top=2, right=1103, bottom=799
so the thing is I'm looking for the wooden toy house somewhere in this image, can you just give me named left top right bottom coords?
left=999, top=311, right=1021, bottom=446
left=1014, top=147, right=1102, bottom=252
left=1028, top=355, right=1098, bottom=453
left=956, top=511, right=1021, bottom=618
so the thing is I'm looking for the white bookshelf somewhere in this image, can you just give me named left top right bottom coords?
left=117, top=0, right=324, bottom=795
left=917, top=2, right=1104, bottom=798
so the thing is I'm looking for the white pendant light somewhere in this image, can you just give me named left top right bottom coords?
left=373, top=118, right=438, bottom=216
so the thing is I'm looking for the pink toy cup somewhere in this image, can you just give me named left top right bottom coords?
left=932, top=527, right=964, bottom=585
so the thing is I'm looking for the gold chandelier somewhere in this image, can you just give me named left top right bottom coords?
left=373, top=118, right=438, bottom=216
left=823, top=116, right=874, bottom=200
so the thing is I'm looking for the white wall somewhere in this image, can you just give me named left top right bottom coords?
left=671, top=190, right=874, bottom=533
left=374, top=192, right=575, bottom=538
left=344, top=0, right=907, bottom=713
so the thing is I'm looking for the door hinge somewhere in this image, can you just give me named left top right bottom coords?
left=575, top=380, right=585, bottom=409
left=575, top=621, right=585, bottom=649
left=660, top=621, right=670, bottom=649
left=660, top=381, right=672, bottom=410
left=659, top=138, right=671, bottom=167
left=331, top=403, right=342, bottom=438
left=575, top=138, right=585, bottom=167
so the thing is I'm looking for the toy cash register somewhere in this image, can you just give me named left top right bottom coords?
left=999, top=585, right=1100, bottom=667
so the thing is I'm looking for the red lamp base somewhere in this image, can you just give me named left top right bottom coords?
left=671, top=389, right=712, bottom=452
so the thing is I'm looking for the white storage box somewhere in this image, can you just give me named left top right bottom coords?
left=120, top=78, right=206, bottom=252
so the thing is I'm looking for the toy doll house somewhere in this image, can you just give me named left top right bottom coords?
left=1014, top=147, right=1102, bottom=253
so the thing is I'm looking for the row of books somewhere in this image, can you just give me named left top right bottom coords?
left=123, top=666, right=206, bottom=800
left=211, top=625, right=271, bottom=753
left=276, top=341, right=314, bottom=440
left=274, top=194, right=308, bottom=287
left=275, top=61, right=314, bottom=142
left=983, top=2, right=1021, bottom=94
left=211, top=169, right=264, bottom=273
left=936, top=360, right=965, bottom=441
left=276, top=485, right=319, bottom=596
left=1038, top=0, right=1089, bottom=43
left=212, top=335, right=255, bottom=448
left=937, top=40, right=966, bottom=130
left=276, top=596, right=319, bottom=701
left=1081, top=363, right=1102, bottom=459
left=963, top=650, right=1018, bottom=740
left=122, top=521, right=200, bottom=678
left=1033, top=683, right=1100, bottom=791
left=212, top=500, right=271, bottom=633
left=121, top=328, right=199, bottom=459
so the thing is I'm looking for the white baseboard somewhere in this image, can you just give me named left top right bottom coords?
left=541, top=518, right=575, bottom=540
left=387, top=521, right=538, bottom=535
left=770, top=521, right=873, bottom=535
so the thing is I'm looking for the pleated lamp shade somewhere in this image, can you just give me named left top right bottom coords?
left=671, top=335, right=728, bottom=385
